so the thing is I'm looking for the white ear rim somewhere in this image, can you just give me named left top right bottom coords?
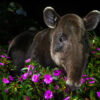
left=43, top=6, right=57, bottom=28
left=47, top=25, right=56, bottom=29
left=91, top=10, right=100, bottom=13
left=91, top=10, right=100, bottom=30
left=43, top=6, right=54, bottom=13
left=84, top=10, right=100, bottom=31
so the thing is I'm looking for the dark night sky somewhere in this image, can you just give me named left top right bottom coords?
left=1, top=0, right=100, bottom=25
left=3, top=0, right=99, bottom=20
left=1, top=0, right=100, bottom=35
left=13, top=0, right=100, bottom=34
left=16, top=1, right=100, bottom=16
left=17, top=0, right=100, bottom=35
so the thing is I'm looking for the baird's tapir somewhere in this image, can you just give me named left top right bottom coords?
left=8, top=7, right=100, bottom=90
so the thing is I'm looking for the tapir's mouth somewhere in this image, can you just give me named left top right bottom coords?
left=66, top=79, right=81, bottom=91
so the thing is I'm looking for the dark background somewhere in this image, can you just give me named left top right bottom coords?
left=9, top=0, right=100, bottom=25
left=10, top=0, right=100, bottom=25
left=0, top=0, right=100, bottom=45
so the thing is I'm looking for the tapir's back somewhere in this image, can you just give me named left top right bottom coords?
left=8, top=31, right=36, bottom=74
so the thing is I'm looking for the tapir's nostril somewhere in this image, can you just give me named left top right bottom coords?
left=66, top=80, right=81, bottom=91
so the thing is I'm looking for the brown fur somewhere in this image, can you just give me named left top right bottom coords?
left=8, top=7, right=100, bottom=90
left=50, top=14, right=89, bottom=84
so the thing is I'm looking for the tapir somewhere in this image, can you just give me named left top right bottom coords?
left=8, top=7, right=100, bottom=90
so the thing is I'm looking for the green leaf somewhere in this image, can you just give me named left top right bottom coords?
left=52, top=76, right=58, bottom=80
left=89, top=90, right=95, bottom=100
left=21, top=67, right=28, bottom=72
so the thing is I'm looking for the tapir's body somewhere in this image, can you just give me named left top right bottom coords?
left=8, top=31, right=35, bottom=70
left=30, top=28, right=56, bottom=67
left=8, top=29, right=56, bottom=70
left=8, top=7, right=100, bottom=90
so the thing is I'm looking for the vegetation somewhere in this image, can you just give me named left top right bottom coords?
left=0, top=31, right=100, bottom=100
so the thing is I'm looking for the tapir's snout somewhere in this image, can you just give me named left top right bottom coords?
left=66, top=79, right=81, bottom=91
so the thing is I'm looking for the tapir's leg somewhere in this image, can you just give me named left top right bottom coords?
left=11, top=50, right=25, bottom=76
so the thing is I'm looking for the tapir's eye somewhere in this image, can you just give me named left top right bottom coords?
left=59, top=33, right=66, bottom=42
left=54, top=33, right=66, bottom=52
left=59, top=36, right=64, bottom=42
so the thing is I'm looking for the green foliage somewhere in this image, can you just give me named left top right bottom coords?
left=0, top=31, right=100, bottom=100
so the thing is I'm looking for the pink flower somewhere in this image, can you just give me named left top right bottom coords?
left=21, top=73, right=28, bottom=80
left=89, top=81, right=95, bottom=84
left=44, top=74, right=53, bottom=84
left=5, top=88, right=9, bottom=93
left=64, top=76, right=67, bottom=81
left=1, top=54, right=6, bottom=58
left=27, top=65, right=31, bottom=71
left=85, top=78, right=89, bottom=80
left=91, top=51, right=96, bottom=54
left=18, top=77, right=22, bottom=81
left=25, top=58, right=31, bottom=63
left=32, top=74, right=40, bottom=83
left=9, top=75, right=13, bottom=81
left=34, top=70, right=37, bottom=73
left=32, top=66, right=34, bottom=70
left=82, top=75, right=87, bottom=77
left=97, top=48, right=100, bottom=51
left=24, top=96, right=30, bottom=100
left=26, top=65, right=34, bottom=76
left=44, top=90, right=53, bottom=99
left=63, top=96, right=70, bottom=100
left=2, top=78, right=9, bottom=84
left=90, top=77, right=94, bottom=80
left=97, top=91, right=100, bottom=99
left=81, top=78, right=85, bottom=84
left=29, top=71, right=32, bottom=76
left=54, top=85, right=59, bottom=90
left=6, top=56, right=11, bottom=59
left=0, top=62, right=4, bottom=66
left=53, top=70, right=61, bottom=76
left=0, top=49, right=1, bottom=52
left=27, top=65, right=34, bottom=72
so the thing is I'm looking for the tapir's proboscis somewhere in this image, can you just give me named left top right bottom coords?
left=8, top=7, right=100, bottom=90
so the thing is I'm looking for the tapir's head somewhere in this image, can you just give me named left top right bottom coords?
left=43, top=7, right=100, bottom=90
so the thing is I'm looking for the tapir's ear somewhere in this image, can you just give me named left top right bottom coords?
left=43, top=7, right=60, bottom=28
left=83, top=10, right=100, bottom=31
